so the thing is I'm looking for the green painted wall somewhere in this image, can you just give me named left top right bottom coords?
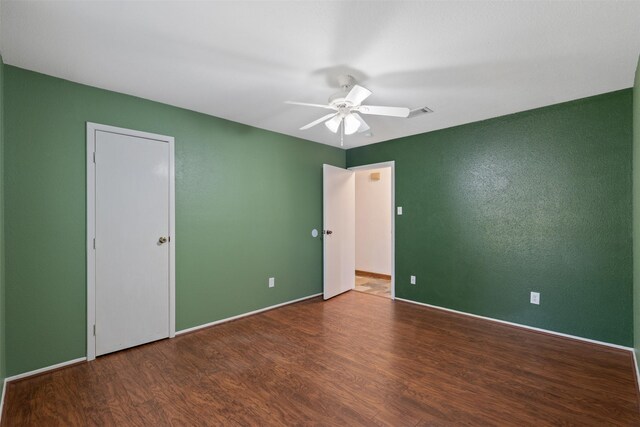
left=0, top=56, right=5, bottom=385
left=4, top=65, right=344, bottom=376
left=633, top=56, right=640, bottom=369
left=348, top=90, right=633, bottom=346
left=2, top=62, right=634, bottom=376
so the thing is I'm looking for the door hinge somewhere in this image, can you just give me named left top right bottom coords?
left=93, top=324, right=96, bottom=336
left=93, top=238, right=96, bottom=249
left=93, top=152, right=96, bottom=163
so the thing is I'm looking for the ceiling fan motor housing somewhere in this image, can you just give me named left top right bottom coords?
left=328, top=74, right=357, bottom=106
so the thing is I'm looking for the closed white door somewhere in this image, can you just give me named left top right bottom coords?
left=323, top=164, right=355, bottom=300
left=94, top=130, right=170, bottom=356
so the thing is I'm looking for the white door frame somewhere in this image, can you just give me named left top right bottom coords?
left=86, top=122, right=176, bottom=361
left=349, top=161, right=396, bottom=299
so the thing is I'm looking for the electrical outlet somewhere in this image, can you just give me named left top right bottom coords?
left=530, top=291, right=540, bottom=305
left=397, top=206, right=403, bottom=215
left=410, top=275, right=416, bottom=285
left=269, top=277, right=275, bottom=288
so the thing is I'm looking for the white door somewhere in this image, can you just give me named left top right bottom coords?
left=94, top=129, right=171, bottom=356
left=323, top=164, right=355, bottom=299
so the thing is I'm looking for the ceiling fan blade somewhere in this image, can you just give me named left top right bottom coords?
left=325, top=115, right=343, bottom=133
left=352, top=113, right=370, bottom=133
left=300, top=113, right=337, bottom=130
left=285, top=101, right=336, bottom=110
left=344, top=85, right=372, bottom=105
left=358, top=105, right=410, bottom=118
left=343, top=114, right=361, bottom=135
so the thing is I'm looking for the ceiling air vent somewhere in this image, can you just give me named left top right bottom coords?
left=408, top=106, right=433, bottom=118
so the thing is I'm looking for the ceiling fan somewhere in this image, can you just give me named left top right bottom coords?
left=285, top=75, right=410, bottom=146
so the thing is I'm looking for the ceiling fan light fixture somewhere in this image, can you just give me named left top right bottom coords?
left=325, top=115, right=342, bottom=133
left=343, top=114, right=360, bottom=135
left=352, top=113, right=370, bottom=133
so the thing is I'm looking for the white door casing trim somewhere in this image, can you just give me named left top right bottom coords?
left=348, top=161, right=396, bottom=300
left=86, top=122, right=176, bottom=361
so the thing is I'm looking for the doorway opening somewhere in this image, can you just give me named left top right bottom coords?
left=350, top=162, right=394, bottom=299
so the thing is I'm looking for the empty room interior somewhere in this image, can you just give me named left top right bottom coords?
left=2, top=1, right=640, bottom=425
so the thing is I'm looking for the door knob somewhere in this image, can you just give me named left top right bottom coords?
left=158, top=237, right=168, bottom=244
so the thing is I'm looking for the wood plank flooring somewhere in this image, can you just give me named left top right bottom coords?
left=355, top=275, right=391, bottom=298
left=3, top=291, right=639, bottom=426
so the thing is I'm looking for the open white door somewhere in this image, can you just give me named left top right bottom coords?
left=323, top=164, right=355, bottom=300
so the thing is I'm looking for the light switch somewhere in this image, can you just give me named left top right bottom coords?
left=530, top=292, right=540, bottom=305
left=397, top=206, right=403, bottom=215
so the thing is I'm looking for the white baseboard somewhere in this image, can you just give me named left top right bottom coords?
left=0, top=292, right=323, bottom=395
left=176, top=293, right=322, bottom=335
left=0, top=356, right=87, bottom=423
left=4, top=357, right=87, bottom=383
left=0, top=377, right=6, bottom=425
left=395, top=297, right=633, bottom=352
left=2, top=294, right=632, bottom=418
left=633, top=350, right=640, bottom=394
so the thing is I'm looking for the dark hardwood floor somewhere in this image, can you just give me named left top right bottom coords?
left=3, top=291, right=639, bottom=426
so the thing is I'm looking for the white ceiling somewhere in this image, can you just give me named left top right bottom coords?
left=2, top=1, right=640, bottom=149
